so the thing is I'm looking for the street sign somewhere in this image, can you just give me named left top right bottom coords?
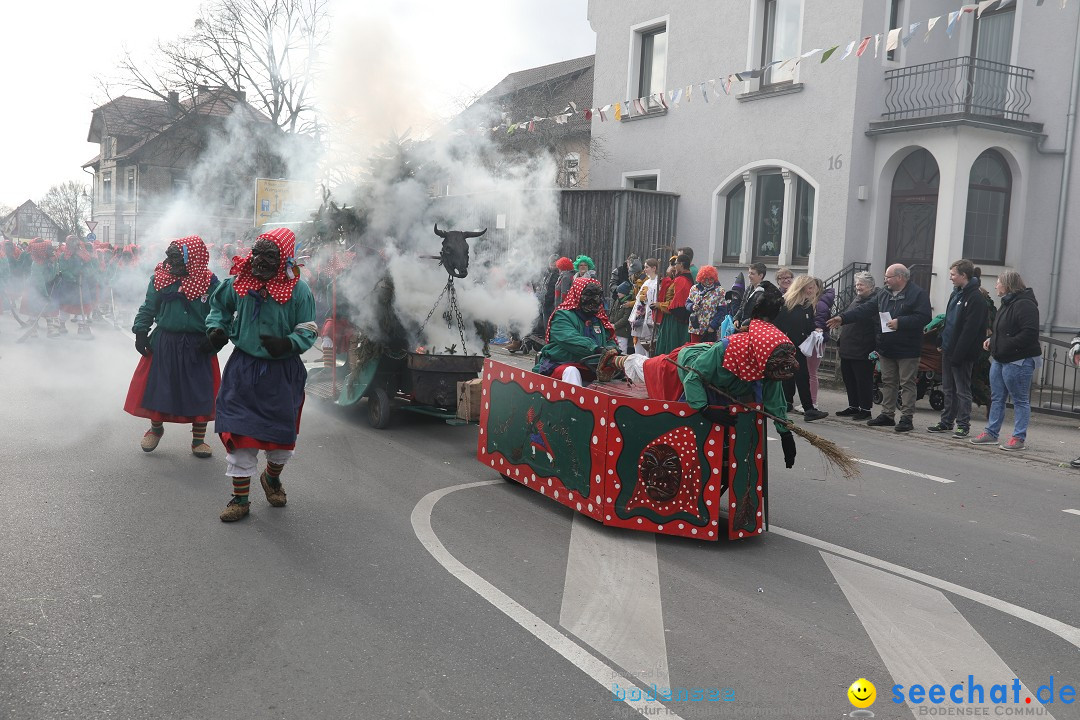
left=253, top=178, right=313, bottom=227
left=86, top=232, right=97, bottom=242
left=86, top=221, right=98, bottom=232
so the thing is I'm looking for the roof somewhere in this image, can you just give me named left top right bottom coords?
left=85, top=88, right=277, bottom=168
left=465, top=55, right=594, bottom=135
left=483, top=55, right=594, bottom=100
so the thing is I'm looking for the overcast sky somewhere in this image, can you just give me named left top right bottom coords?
left=0, top=0, right=595, bottom=211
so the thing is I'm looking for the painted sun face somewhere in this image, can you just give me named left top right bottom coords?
left=847, top=679, right=876, bottom=709
left=640, top=444, right=682, bottom=502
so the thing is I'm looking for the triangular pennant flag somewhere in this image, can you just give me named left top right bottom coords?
left=725, top=75, right=734, bottom=94
left=946, top=11, right=961, bottom=37
left=855, top=36, right=872, bottom=57
left=699, top=82, right=709, bottom=103
left=977, top=0, right=997, bottom=16
left=902, top=22, right=922, bottom=46
left=671, top=87, right=683, bottom=105
left=820, top=45, right=839, bottom=62
left=876, top=33, right=883, bottom=58
left=997, top=0, right=1014, bottom=7
left=839, top=40, right=857, bottom=60
left=658, top=91, right=668, bottom=109
left=569, top=101, right=578, bottom=113
left=614, top=103, right=622, bottom=121
left=886, top=28, right=901, bottom=52
left=685, top=84, right=693, bottom=102
left=962, top=4, right=978, bottom=13
left=708, top=79, right=719, bottom=97
left=583, top=110, right=591, bottom=121
left=527, top=120, right=535, bottom=132
left=926, top=16, right=940, bottom=41
left=801, top=48, right=823, bottom=59
left=599, top=105, right=609, bottom=121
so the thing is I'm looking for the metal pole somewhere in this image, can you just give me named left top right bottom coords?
left=1043, top=8, right=1080, bottom=334
left=332, top=230, right=339, bottom=396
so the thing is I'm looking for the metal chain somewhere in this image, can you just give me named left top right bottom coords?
left=416, top=275, right=469, bottom=355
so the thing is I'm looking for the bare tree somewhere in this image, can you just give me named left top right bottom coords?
left=38, top=182, right=91, bottom=239
left=102, top=0, right=329, bottom=135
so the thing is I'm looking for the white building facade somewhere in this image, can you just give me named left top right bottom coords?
left=587, top=0, right=1080, bottom=332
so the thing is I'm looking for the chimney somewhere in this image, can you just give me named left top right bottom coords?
left=236, top=89, right=246, bottom=103
left=197, top=83, right=210, bottom=103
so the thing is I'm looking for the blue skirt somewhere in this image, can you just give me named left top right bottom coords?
left=126, top=330, right=219, bottom=420
left=215, top=350, right=307, bottom=446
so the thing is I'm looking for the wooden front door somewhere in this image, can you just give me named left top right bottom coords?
left=887, top=149, right=940, bottom=295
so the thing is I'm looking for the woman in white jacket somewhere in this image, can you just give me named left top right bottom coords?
left=630, top=258, right=660, bottom=355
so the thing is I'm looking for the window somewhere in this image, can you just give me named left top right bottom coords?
left=723, top=184, right=745, bottom=263
left=102, top=225, right=110, bottom=244
left=639, top=27, right=667, bottom=106
left=563, top=153, right=580, bottom=187
left=760, top=0, right=800, bottom=86
left=887, top=0, right=902, bottom=61
left=103, top=137, right=115, bottom=159
left=172, top=177, right=190, bottom=195
left=102, top=172, right=112, bottom=204
left=963, top=150, right=1011, bottom=264
left=127, top=169, right=136, bottom=201
left=630, top=176, right=658, bottom=191
left=753, top=173, right=785, bottom=260
left=793, top=176, right=815, bottom=261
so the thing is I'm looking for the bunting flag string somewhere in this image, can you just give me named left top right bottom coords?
left=479, top=0, right=1071, bottom=136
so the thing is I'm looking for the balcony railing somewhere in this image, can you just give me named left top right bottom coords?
left=880, top=56, right=1034, bottom=125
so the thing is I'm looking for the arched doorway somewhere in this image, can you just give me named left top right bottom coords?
left=887, top=148, right=939, bottom=293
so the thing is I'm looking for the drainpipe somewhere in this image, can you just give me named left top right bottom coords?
left=1043, top=8, right=1080, bottom=334
left=82, top=165, right=95, bottom=238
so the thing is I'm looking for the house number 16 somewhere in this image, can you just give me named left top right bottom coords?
left=828, top=155, right=844, bottom=170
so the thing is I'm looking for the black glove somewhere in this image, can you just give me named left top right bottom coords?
left=134, top=331, right=151, bottom=356
left=781, top=431, right=797, bottom=469
left=260, top=334, right=293, bottom=358
left=700, top=405, right=738, bottom=427
left=206, top=327, right=229, bottom=352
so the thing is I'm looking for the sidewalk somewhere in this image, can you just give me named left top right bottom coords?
left=812, top=378, right=1080, bottom=472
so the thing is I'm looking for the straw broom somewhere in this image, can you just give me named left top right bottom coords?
left=663, top=357, right=860, bottom=478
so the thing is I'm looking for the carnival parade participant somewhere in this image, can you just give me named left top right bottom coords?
left=206, top=228, right=317, bottom=522
left=21, top=238, right=60, bottom=339
left=613, top=285, right=800, bottom=468
left=533, top=276, right=618, bottom=387
left=124, top=236, right=221, bottom=458
left=56, top=236, right=96, bottom=336
left=652, top=254, right=694, bottom=355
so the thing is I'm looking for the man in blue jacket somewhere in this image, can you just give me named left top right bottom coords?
left=828, top=264, right=932, bottom=432
left=927, top=259, right=989, bottom=438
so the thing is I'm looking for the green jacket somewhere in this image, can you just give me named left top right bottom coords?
left=678, top=341, right=791, bottom=434
left=206, top=277, right=317, bottom=359
left=533, top=309, right=617, bottom=370
left=132, top=277, right=217, bottom=344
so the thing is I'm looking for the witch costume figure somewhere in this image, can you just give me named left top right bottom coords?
left=613, top=285, right=802, bottom=470
left=532, top=276, right=619, bottom=386
left=206, top=227, right=317, bottom=523
left=124, top=236, right=221, bottom=458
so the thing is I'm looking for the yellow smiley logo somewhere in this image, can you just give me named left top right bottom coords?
left=848, top=678, right=876, bottom=708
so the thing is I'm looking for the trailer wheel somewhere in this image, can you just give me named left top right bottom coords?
left=873, top=388, right=883, bottom=405
left=929, top=389, right=945, bottom=411
left=368, top=387, right=392, bottom=429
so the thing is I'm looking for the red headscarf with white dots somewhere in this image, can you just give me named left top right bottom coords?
left=545, top=276, right=615, bottom=342
left=231, top=227, right=300, bottom=303
left=154, top=235, right=213, bottom=300
left=722, top=319, right=792, bottom=382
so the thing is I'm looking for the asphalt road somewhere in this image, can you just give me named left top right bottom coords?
left=2, top=318, right=1078, bottom=720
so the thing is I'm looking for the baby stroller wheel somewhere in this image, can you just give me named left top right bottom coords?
left=929, top=389, right=945, bottom=411
left=873, top=388, right=883, bottom=405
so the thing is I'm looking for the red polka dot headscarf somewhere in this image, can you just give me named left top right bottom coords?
left=546, top=276, right=615, bottom=342
left=154, top=235, right=213, bottom=300
left=231, top=227, right=300, bottom=303
left=722, top=319, right=793, bottom=382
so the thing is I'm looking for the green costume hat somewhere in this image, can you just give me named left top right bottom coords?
left=573, top=255, right=595, bottom=271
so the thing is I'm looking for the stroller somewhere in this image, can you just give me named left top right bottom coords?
left=872, top=326, right=946, bottom=411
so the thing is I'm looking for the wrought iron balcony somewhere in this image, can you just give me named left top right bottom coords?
left=869, top=56, right=1043, bottom=136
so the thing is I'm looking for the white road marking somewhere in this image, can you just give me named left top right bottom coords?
left=771, top=524, right=1080, bottom=650
left=560, top=514, right=670, bottom=690
left=824, top=553, right=1056, bottom=718
left=768, top=435, right=955, bottom=483
left=411, top=481, right=685, bottom=719
left=852, top=458, right=955, bottom=483
left=1064, top=509, right=1080, bottom=517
